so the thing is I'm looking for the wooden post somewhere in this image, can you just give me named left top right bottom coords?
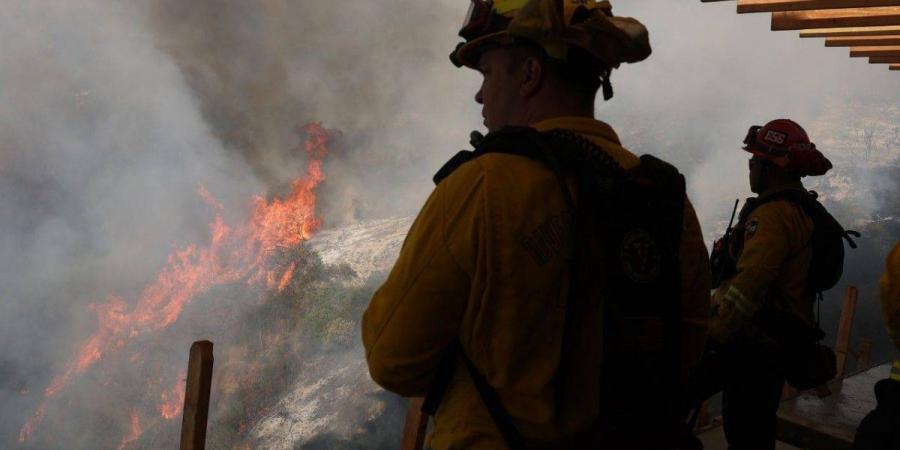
left=180, top=341, right=214, bottom=450
left=401, top=397, right=428, bottom=450
left=835, top=285, right=858, bottom=379
left=856, top=338, right=873, bottom=369
left=694, top=401, right=711, bottom=431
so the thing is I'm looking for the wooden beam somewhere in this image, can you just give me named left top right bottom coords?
left=834, top=285, right=858, bottom=379
left=870, top=55, right=900, bottom=62
left=856, top=339, right=873, bottom=369
left=740, top=0, right=900, bottom=14
left=772, top=7, right=900, bottom=30
left=850, top=45, right=900, bottom=55
left=891, top=63, right=900, bottom=69
left=401, top=398, right=428, bottom=450
left=179, top=341, right=214, bottom=450
left=825, top=35, right=900, bottom=45
left=800, top=25, right=900, bottom=36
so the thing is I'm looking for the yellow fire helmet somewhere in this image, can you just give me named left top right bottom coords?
left=450, top=0, right=651, bottom=99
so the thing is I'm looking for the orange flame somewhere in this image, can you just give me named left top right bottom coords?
left=277, top=261, right=297, bottom=293
left=116, top=409, right=142, bottom=450
left=160, top=371, right=186, bottom=420
left=18, top=404, right=45, bottom=443
left=19, top=123, right=336, bottom=443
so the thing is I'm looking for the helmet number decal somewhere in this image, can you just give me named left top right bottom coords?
left=763, top=130, right=787, bottom=145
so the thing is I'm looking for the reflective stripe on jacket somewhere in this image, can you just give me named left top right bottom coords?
left=361, top=117, right=710, bottom=449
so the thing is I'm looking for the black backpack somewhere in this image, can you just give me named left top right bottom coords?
left=798, top=192, right=859, bottom=293
left=737, top=190, right=858, bottom=296
left=426, top=127, right=698, bottom=449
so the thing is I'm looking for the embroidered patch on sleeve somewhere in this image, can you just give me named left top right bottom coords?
left=745, top=217, right=760, bottom=240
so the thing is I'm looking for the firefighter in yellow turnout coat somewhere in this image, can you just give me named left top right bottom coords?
left=853, top=243, right=900, bottom=449
left=880, top=244, right=900, bottom=351
left=710, top=191, right=815, bottom=341
left=362, top=1, right=710, bottom=448
left=708, top=119, right=836, bottom=450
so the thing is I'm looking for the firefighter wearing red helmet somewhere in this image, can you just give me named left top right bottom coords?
left=742, top=119, right=833, bottom=178
left=704, top=119, right=849, bottom=449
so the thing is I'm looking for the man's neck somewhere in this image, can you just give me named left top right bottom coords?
left=758, top=179, right=805, bottom=198
left=521, top=92, right=595, bottom=125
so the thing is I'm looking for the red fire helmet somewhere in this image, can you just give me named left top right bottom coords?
left=742, top=119, right=833, bottom=176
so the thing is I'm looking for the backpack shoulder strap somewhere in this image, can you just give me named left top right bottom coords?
left=737, top=190, right=796, bottom=223
left=455, top=343, right=529, bottom=450
left=432, top=150, right=476, bottom=185
left=433, top=126, right=627, bottom=186
left=421, top=342, right=528, bottom=450
left=432, top=127, right=546, bottom=185
left=424, top=127, right=561, bottom=450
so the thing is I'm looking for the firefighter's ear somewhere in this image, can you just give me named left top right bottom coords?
left=519, top=56, right=543, bottom=98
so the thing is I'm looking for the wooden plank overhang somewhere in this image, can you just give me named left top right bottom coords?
left=703, top=1, right=900, bottom=72
left=850, top=44, right=900, bottom=55
left=772, top=8, right=900, bottom=31
left=739, top=0, right=900, bottom=13
left=870, top=55, right=900, bottom=61
left=825, top=35, right=900, bottom=45
left=800, top=25, right=900, bottom=36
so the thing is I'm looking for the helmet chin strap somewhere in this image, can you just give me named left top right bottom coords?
left=601, top=69, right=613, bottom=101
left=750, top=164, right=767, bottom=194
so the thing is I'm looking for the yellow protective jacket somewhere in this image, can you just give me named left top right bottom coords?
left=881, top=243, right=900, bottom=351
left=710, top=184, right=815, bottom=343
left=361, top=117, right=710, bottom=449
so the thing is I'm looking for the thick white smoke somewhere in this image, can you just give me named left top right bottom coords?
left=0, top=1, right=265, bottom=445
left=139, top=0, right=484, bottom=224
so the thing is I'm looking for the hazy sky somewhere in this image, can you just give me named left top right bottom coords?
left=0, top=0, right=898, bottom=447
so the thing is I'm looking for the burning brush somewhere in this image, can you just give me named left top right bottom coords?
left=19, top=123, right=338, bottom=448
